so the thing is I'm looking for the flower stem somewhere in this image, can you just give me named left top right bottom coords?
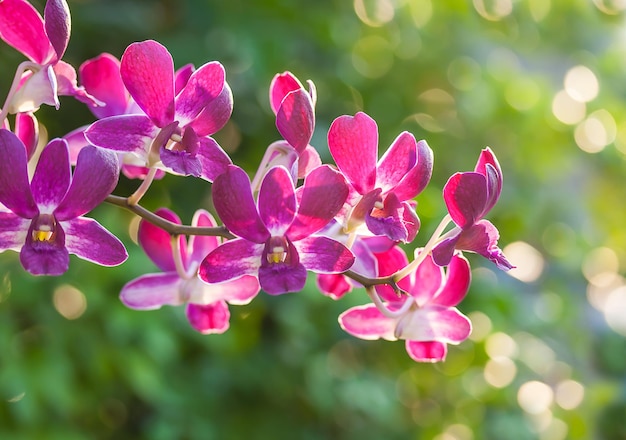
left=366, top=287, right=414, bottom=319
left=127, top=167, right=158, bottom=206
left=393, top=214, right=452, bottom=280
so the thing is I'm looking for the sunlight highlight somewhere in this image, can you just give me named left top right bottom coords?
left=552, top=90, right=586, bottom=125
left=518, top=381, right=553, bottom=414
left=503, top=241, right=545, bottom=282
left=564, top=65, right=599, bottom=103
left=53, top=284, right=87, bottom=320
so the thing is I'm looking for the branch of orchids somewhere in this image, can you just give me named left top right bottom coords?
left=0, top=61, right=40, bottom=123
left=105, top=194, right=235, bottom=239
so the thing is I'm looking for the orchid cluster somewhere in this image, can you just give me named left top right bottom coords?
left=0, top=0, right=513, bottom=363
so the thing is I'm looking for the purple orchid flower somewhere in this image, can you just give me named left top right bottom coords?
left=0, top=129, right=127, bottom=275
left=199, top=164, right=355, bottom=295
left=328, top=111, right=433, bottom=243
left=0, top=0, right=98, bottom=114
left=120, top=208, right=259, bottom=334
left=339, top=246, right=472, bottom=363
left=63, top=52, right=166, bottom=181
left=84, top=40, right=232, bottom=181
left=431, top=147, right=513, bottom=270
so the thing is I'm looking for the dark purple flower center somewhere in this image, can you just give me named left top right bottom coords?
left=31, top=213, right=58, bottom=244
left=266, top=236, right=290, bottom=264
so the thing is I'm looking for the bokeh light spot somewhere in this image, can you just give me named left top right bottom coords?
left=503, top=241, right=545, bottom=282
left=603, top=285, right=626, bottom=335
left=539, top=418, right=568, bottom=440
left=53, top=284, right=87, bottom=320
left=564, top=65, right=599, bottom=103
left=518, top=381, right=554, bottom=414
left=407, top=0, right=433, bottom=27
left=473, top=0, right=513, bottom=21
left=593, top=0, right=626, bottom=14
left=555, top=380, right=585, bottom=410
left=484, top=357, right=517, bottom=388
left=575, top=109, right=616, bottom=153
left=582, top=246, right=619, bottom=283
left=552, top=90, right=586, bottom=125
left=354, top=0, right=395, bottom=27
left=485, top=332, right=517, bottom=359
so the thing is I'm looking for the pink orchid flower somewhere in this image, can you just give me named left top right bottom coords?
left=84, top=40, right=232, bottom=181
left=328, top=111, right=433, bottom=242
left=432, top=147, right=513, bottom=270
left=120, top=208, right=259, bottom=334
left=339, top=246, right=471, bottom=362
left=0, top=0, right=98, bottom=115
left=200, top=164, right=355, bottom=295
left=0, top=129, right=127, bottom=275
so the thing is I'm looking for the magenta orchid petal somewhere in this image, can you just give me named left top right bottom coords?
left=84, top=114, right=157, bottom=154
left=160, top=145, right=202, bottom=177
left=431, top=232, right=460, bottom=267
left=20, top=219, right=69, bottom=275
left=269, top=71, right=303, bottom=115
left=409, top=254, right=444, bottom=305
left=53, top=60, right=100, bottom=106
left=328, top=112, right=378, bottom=194
left=195, top=136, right=232, bottom=182
left=199, top=239, right=264, bottom=283
left=457, top=220, right=514, bottom=271
left=296, top=145, right=322, bottom=179
left=406, top=340, right=448, bottom=363
left=339, top=304, right=396, bottom=341
left=402, top=201, right=420, bottom=243
left=259, top=260, right=307, bottom=295
left=212, top=166, right=269, bottom=243
left=120, top=40, right=175, bottom=127
left=0, top=129, right=38, bottom=218
left=393, top=140, right=434, bottom=201
left=14, top=112, right=39, bottom=160
left=30, top=139, right=70, bottom=211
left=395, top=306, right=472, bottom=344
left=191, top=82, right=233, bottom=136
left=175, top=61, right=225, bottom=126
left=374, top=245, right=410, bottom=302
left=0, top=0, right=53, bottom=64
left=475, top=147, right=502, bottom=212
left=138, top=208, right=183, bottom=272
left=44, top=0, right=70, bottom=61
left=432, top=253, right=471, bottom=307
left=376, top=131, right=417, bottom=193
left=296, top=236, right=355, bottom=274
left=186, top=302, right=230, bottom=334
left=120, top=272, right=184, bottom=309
left=258, top=166, right=297, bottom=235
left=365, top=192, right=407, bottom=242
left=287, top=165, right=349, bottom=241
left=54, top=146, right=119, bottom=221
left=187, top=210, right=220, bottom=265
left=317, top=273, right=352, bottom=300
left=63, top=217, right=128, bottom=266
left=195, top=275, right=259, bottom=305
left=0, top=212, right=30, bottom=252
left=79, top=53, right=128, bottom=118
left=276, top=89, right=314, bottom=153
left=174, top=63, right=194, bottom=94
left=11, top=65, right=58, bottom=112
left=443, top=172, right=488, bottom=228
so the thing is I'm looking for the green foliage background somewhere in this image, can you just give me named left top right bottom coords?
left=1, top=0, right=626, bottom=438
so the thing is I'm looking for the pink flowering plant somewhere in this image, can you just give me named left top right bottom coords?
left=0, top=0, right=514, bottom=364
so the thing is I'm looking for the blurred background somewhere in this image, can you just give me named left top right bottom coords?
left=1, top=0, right=626, bottom=438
